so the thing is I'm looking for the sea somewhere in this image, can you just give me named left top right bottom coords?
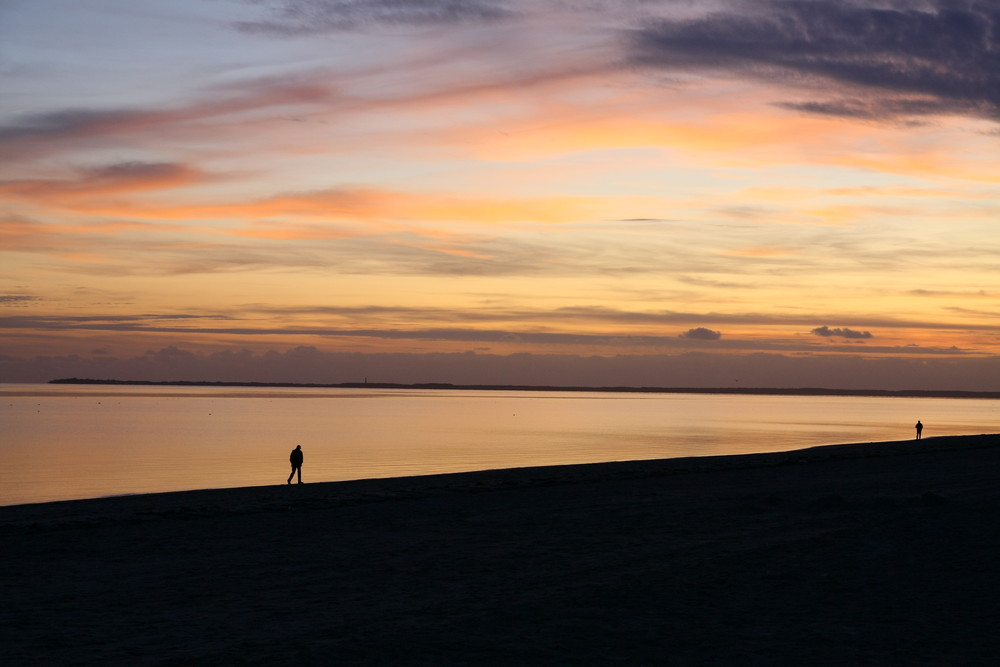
left=2, top=383, right=998, bottom=506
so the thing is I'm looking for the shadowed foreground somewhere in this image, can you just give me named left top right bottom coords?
left=3, top=435, right=1000, bottom=665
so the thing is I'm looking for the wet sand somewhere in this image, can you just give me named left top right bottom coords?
left=3, top=434, right=1000, bottom=665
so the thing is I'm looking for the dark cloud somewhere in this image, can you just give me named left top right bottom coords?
left=630, top=1, right=1000, bottom=121
left=5, top=308, right=988, bottom=340
left=81, top=161, right=193, bottom=182
left=0, top=345, right=995, bottom=389
left=0, top=79, right=337, bottom=160
left=777, top=97, right=957, bottom=121
left=244, top=304, right=939, bottom=330
left=12, top=311, right=970, bottom=356
left=679, top=327, right=722, bottom=340
left=0, top=314, right=231, bottom=332
left=0, top=296, right=40, bottom=305
left=812, top=326, right=873, bottom=339
left=0, top=314, right=716, bottom=347
left=0, top=108, right=138, bottom=146
left=236, top=0, right=515, bottom=36
left=0, top=161, right=207, bottom=199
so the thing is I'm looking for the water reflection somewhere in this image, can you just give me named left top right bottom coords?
left=1, top=385, right=997, bottom=505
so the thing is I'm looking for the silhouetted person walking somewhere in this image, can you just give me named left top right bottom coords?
left=915, top=421, right=923, bottom=440
left=288, top=445, right=303, bottom=484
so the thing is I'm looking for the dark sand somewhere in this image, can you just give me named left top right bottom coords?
left=3, top=435, right=1000, bottom=665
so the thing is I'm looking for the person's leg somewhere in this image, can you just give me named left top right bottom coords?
left=297, top=465, right=303, bottom=484
left=288, top=465, right=295, bottom=484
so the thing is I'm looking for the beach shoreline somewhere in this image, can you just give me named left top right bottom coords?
left=3, top=433, right=995, bottom=514
left=4, top=434, right=1000, bottom=665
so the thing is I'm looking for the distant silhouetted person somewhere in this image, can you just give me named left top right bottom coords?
left=915, top=421, right=923, bottom=440
left=288, top=445, right=303, bottom=484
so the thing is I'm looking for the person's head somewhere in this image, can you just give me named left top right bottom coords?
left=295, top=445, right=301, bottom=450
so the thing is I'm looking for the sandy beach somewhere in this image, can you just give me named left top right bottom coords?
left=3, top=434, right=1000, bottom=665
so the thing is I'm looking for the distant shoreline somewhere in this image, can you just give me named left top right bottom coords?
left=47, top=377, right=1000, bottom=399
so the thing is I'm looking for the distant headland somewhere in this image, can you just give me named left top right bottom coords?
left=47, top=378, right=1000, bottom=399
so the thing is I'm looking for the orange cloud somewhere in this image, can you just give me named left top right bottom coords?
left=0, top=217, right=55, bottom=249
left=449, top=91, right=873, bottom=162
left=0, top=162, right=214, bottom=208
left=722, top=246, right=794, bottom=258
left=5, top=178, right=619, bottom=230
left=834, top=152, right=1000, bottom=184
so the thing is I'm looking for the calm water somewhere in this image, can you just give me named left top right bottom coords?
left=2, top=384, right=998, bottom=506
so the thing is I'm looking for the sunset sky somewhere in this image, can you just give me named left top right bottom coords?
left=2, top=0, right=999, bottom=388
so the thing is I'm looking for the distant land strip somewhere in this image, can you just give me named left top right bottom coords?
left=47, top=378, right=1000, bottom=399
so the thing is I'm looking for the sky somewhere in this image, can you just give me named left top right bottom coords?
left=1, top=0, right=999, bottom=389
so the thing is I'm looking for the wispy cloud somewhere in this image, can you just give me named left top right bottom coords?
left=5, top=305, right=992, bottom=337
left=630, top=1, right=1000, bottom=122
left=0, top=78, right=337, bottom=161
left=910, top=289, right=993, bottom=298
left=0, top=308, right=979, bottom=365
left=0, top=162, right=213, bottom=204
left=236, top=0, right=515, bottom=36
left=0, top=295, right=40, bottom=305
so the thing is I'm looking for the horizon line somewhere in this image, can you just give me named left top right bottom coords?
left=44, top=378, right=1000, bottom=399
